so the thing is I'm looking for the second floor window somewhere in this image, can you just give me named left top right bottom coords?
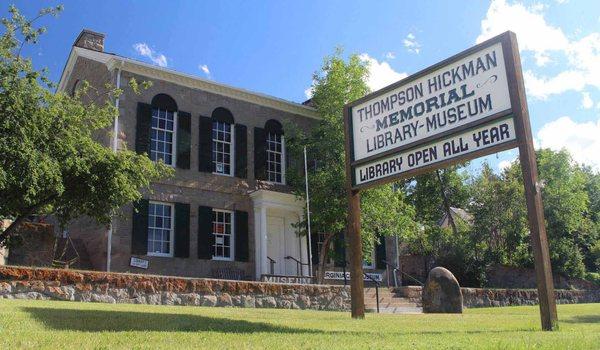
left=212, top=121, right=232, bottom=175
left=266, top=132, right=284, bottom=183
left=151, top=108, right=175, bottom=165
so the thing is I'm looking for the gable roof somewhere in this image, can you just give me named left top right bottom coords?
left=57, top=46, right=319, bottom=119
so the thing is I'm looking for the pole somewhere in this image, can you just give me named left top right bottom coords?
left=343, top=106, right=365, bottom=319
left=503, top=32, right=558, bottom=331
left=106, top=67, right=122, bottom=272
left=304, top=146, right=314, bottom=278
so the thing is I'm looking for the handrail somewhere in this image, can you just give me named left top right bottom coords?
left=381, top=260, right=399, bottom=288
left=382, top=259, right=424, bottom=287
left=285, top=256, right=309, bottom=277
left=363, top=271, right=380, bottom=313
left=267, top=256, right=276, bottom=275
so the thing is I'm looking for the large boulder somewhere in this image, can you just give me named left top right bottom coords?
left=422, top=267, right=463, bottom=313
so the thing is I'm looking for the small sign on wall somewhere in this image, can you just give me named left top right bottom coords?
left=130, top=256, right=149, bottom=269
left=324, top=271, right=383, bottom=282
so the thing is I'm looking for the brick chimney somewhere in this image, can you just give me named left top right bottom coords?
left=73, top=29, right=105, bottom=52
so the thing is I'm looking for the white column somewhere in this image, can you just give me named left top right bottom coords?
left=299, top=213, right=309, bottom=276
left=254, top=206, right=263, bottom=280
left=260, top=206, right=268, bottom=277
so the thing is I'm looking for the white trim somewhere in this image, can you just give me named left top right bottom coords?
left=211, top=208, right=235, bottom=261
left=147, top=201, right=175, bottom=258
left=57, top=47, right=319, bottom=119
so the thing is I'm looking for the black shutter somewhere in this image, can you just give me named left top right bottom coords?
left=254, top=127, right=267, bottom=180
left=311, top=232, right=319, bottom=265
left=234, top=210, right=249, bottom=262
left=333, top=233, right=346, bottom=267
left=198, top=116, right=213, bottom=172
left=234, top=124, right=247, bottom=178
left=135, top=103, right=152, bottom=155
left=131, top=199, right=149, bottom=255
left=174, top=203, right=190, bottom=258
left=176, top=111, right=191, bottom=169
left=376, top=237, right=387, bottom=269
left=197, top=206, right=214, bottom=259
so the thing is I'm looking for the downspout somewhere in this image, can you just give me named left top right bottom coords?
left=106, top=65, right=122, bottom=271
left=304, top=146, right=314, bottom=278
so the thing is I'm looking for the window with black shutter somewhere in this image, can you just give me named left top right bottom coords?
left=198, top=116, right=213, bottom=172
left=376, top=237, right=387, bottom=270
left=234, top=124, right=247, bottom=178
left=254, top=127, right=267, bottom=180
left=135, top=103, right=152, bottom=156
left=176, top=112, right=191, bottom=169
left=174, top=203, right=190, bottom=258
left=131, top=199, right=149, bottom=255
left=197, top=205, right=214, bottom=259
left=234, top=210, right=249, bottom=262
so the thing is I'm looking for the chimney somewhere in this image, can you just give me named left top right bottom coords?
left=73, top=29, right=105, bottom=52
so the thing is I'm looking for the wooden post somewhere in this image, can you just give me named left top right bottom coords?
left=503, top=32, right=558, bottom=331
left=344, top=106, right=365, bottom=319
left=347, top=189, right=365, bottom=318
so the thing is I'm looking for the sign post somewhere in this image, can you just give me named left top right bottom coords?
left=343, top=31, right=558, bottom=329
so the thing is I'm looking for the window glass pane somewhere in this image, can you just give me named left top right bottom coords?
left=150, top=108, right=175, bottom=165
left=147, top=202, right=173, bottom=255
left=212, top=121, right=232, bottom=175
left=266, top=132, right=284, bottom=183
left=212, top=210, right=233, bottom=259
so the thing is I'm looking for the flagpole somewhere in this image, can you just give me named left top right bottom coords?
left=304, top=146, right=314, bottom=279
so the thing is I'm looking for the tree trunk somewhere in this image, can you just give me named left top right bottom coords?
left=316, top=232, right=336, bottom=284
left=0, top=200, right=50, bottom=247
left=436, top=170, right=458, bottom=236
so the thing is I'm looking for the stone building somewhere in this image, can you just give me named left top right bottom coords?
left=53, top=29, right=392, bottom=284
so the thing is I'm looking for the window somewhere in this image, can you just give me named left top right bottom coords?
left=147, top=202, right=174, bottom=257
left=363, top=247, right=375, bottom=269
left=266, top=132, right=284, bottom=183
left=212, top=121, right=233, bottom=175
left=150, top=108, right=176, bottom=165
left=212, top=209, right=234, bottom=260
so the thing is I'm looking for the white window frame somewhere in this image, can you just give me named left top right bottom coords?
left=147, top=201, right=175, bottom=258
left=150, top=109, right=177, bottom=167
left=211, top=209, right=235, bottom=261
left=211, top=121, right=235, bottom=177
left=266, top=133, right=285, bottom=185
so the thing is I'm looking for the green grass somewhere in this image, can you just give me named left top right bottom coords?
left=1, top=299, right=599, bottom=349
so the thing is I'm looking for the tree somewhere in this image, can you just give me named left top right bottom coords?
left=0, top=5, right=172, bottom=247
left=286, top=49, right=417, bottom=282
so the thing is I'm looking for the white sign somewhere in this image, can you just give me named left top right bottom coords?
left=355, top=118, right=516, bottom=186
left=324, top=271, right=383, bottom=282
left=130, top=256, right=149, bottom=269
left=261, top=275, right=313, bottom=284
left=351, top=42, right=511, bottom=162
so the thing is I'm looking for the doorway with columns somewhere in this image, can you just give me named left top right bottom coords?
left=250, top=190, right=309, bottom=280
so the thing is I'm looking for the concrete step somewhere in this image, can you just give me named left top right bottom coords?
left=364, top=287, right=422, bottom=314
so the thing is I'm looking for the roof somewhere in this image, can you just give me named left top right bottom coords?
left=57, top=46, right=319, bottom=119
left=438, top=207, right=474, bottom=227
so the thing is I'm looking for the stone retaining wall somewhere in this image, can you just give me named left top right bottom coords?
left=394, top=286, right=600, bottom=308
left=0, top=266, right=350, bottom=311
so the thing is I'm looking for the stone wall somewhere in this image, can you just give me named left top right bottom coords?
left=394, top=285, right=600, bottom=308
left=486, top=264, right=599, bottom=290
left=0, top=266, right=350, bottom=311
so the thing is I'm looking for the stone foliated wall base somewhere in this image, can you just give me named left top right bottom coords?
left=394, top=286, right=600, bottom=308
left=0, top=266, right=350, bottom=311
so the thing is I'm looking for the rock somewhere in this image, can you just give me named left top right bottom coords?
left=422, top=267, right=463, bottom=313
left=217, top=293, right=233, bottom=307
left=261, top=296, right=277, bottom=308
left=202, top=295, right=217, bottom=307
left=240, top=295, right=256, bottom=308
left=0, top=282, right=12, bottom=294
left=90, top=294, right=116, bottom=304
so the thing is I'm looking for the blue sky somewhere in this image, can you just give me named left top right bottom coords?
left=8, top=0, right=600, bottom=173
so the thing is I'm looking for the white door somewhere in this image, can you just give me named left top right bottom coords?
left=267, top=216, right=285, bottom=275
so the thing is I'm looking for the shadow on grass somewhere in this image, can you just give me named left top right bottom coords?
left=22, top=307, right=321, bottom=334
left=562, top=315, right=600, bottom=324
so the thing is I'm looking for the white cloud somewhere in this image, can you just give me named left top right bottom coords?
left=498, top=159, right=514, bottom=171
left=582, top=92, right=593, bottom=109
left=304, top=86, right=314, bottom=99
left=403, top=33, right=421, bottom=54
left=537, top=116, right=600, bottom=170
left=133, top=43, right=168, bottom=67
left=477, top=0, right=600, bottom=100
left=358, top=53, right=408, bottom=91
left=199, top=64, right=211, bottom=78
left=385, top=52, right=396, bottom=60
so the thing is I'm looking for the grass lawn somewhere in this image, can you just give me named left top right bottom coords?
left=1, top=299, right=599, bottom=349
